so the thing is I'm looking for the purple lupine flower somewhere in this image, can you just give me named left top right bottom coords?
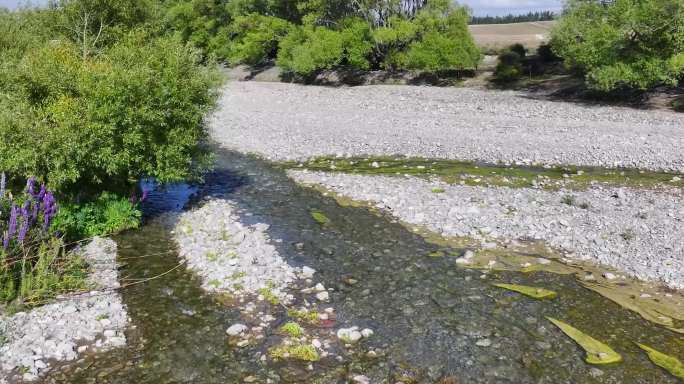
left=31, top=200, right=39, bottom=225
left=42, top=191, right=57, bottom=230
left=37, top=183, right=46, bottom=201
left=18, top=201, right=30, bottom=243
left=141, top=188, right=149, bottom=202
left=0, top=172, right=5, bottom=198
left=26, top=176, right=36, bottom=197
left=18, top=219, right=29, bottom=244
left=2, top=231, right=8, bottom=249
left=8, top=204, right=18, bottom=238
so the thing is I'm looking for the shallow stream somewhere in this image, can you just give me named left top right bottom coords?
left=44, top=149, right=682, bottom=383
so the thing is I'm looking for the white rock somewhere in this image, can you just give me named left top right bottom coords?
left=316, top=291, right=330, bottom=301
left=226, top=324, right=248, bottom=336
left=361, top=328, right=374, bottom=338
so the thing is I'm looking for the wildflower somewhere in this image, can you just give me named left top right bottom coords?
left=42, top=192, right=57, bottom=230
left=8, top=204, right=18, bottom=238
left=26, top=176, right=36, bottom=197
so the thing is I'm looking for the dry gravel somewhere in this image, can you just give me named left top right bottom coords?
left=210, top=82, right=684, bottom=172
left=289, top=170, right=684, bottom=289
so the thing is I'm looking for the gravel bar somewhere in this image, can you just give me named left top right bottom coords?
left=210, top=82, right=684, bottom=172
left=289, top=170, right=684, bottom=289
left=0, top=238, right=128, bottom=382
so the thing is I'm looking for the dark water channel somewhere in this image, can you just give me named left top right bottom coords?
left=45, top=148, right=682, bottom=383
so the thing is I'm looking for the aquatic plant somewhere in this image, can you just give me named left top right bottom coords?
left=636, top=343, right=684, bottom=379
left=269, top=344, right=320, bottom=362
left=310, top=210, right=331, bottom=225
left=546, top=317, right=622, bottom=365
left=287, top=308, right=320, bottom=324
left=493, top=283, right=557, bottom=300
left=279, top=322, right=304, bottom=338
left=258, top=283, right=280, bottom=305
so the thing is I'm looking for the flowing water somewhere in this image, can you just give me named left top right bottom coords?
left=44, top=148, right=682, bottom=383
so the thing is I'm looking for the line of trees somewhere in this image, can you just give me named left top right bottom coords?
left=470, top=11, right=556, bottom=25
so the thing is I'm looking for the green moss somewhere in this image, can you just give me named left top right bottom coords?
left=636, top=343, right=684, bottom=379
left=431, top=187, right=446, bottom=193
left=269, top=344, right=320, bottom=362
left=206, top=251, right=219, bottom=262
left=208, top=279, right=221, bottom=288
left=288, top=308, right=320, bottom=324
left=258, top=284, right=280, bottom=305
left=493, top=283, right=557, bottom=300
left=546, top=317, right=622, bottom=365
left=428, top=251, right=446, bottom=257
left=230, top=271, right=247, bottom=280
left=281, top=156, right=684, bottom=191
left=310, top=210, right=331, bottom=225
left=279, top=322, right=304, bottom=338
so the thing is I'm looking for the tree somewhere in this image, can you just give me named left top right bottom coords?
left=551, top=0, right=684, bottom=91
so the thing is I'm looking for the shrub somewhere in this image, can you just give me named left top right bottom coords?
left=218, top=14, right=293, bottom=65
left=0, top=32, right=220, bottom=196
left=277, top=17, right=372, bottom=75
left=536, top=43, right=560, bottom=63
left=51, top=192, right=142, bottom=241
left=508, top=43, right=527, bottom=58
left=399, top=3, right=480, bottom=72
left=551, top=0, right=684, bottom=91
left=494, top=51, right=523, bottom=83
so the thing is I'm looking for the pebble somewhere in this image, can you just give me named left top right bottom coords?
left=226, top=324, right=248, bottom=336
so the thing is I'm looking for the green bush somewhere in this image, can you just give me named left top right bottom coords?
left=51, top=192, right=142, bottom=241
left=493, top=51, right=523, bottom=83
left=508, top=43, right=527, bottom=58
left=551, top=0, right=684, bottom=91
left=396, top=3, right=480, bottom=72
left=219, top=14, right=293, bottom=65
left=277, top=17, right=372, bottom=75
left=0, top=32, right=220, bottom=196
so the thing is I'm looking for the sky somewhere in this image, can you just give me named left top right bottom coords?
left=1, top=0, right=564, bottom=16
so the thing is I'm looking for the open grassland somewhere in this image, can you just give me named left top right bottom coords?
left=469, top=20, right=556, bottom=51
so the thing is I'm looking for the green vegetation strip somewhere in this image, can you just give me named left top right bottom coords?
left=493, top=283, right=557, bottom=300
left=282, top=157, right=683, bottom=190
left=636, top=343, right=684, bottom=379
left=546, top=317, right=622, bottom=365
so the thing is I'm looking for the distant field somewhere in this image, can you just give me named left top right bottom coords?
left=469, top=21, right=556, bottom=52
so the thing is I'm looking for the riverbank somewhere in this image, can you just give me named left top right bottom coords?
left=210, top=81, right=684, bottom=172
left=0, top=237, right=128, bottom=382
left=288, top=170, right=684, bottom=290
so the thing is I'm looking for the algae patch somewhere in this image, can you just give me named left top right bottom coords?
left=493, top=283, right=557, bottom=300
left=636, top=343, right=684, bottom=379
left=581, top=281, right=684, bottom=334
left=310, top=210, right=331, bottom=225
left=546, top=317, right=622, bottom=365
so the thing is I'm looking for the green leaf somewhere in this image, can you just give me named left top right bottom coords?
left=493, top=283, right=557, bottom=300
left=546, top=317, right=622, bottom=365
left=636, top=343, right=684, bottom=379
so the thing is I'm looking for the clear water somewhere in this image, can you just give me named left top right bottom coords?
left=43, top=148, right=682, bottom=383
